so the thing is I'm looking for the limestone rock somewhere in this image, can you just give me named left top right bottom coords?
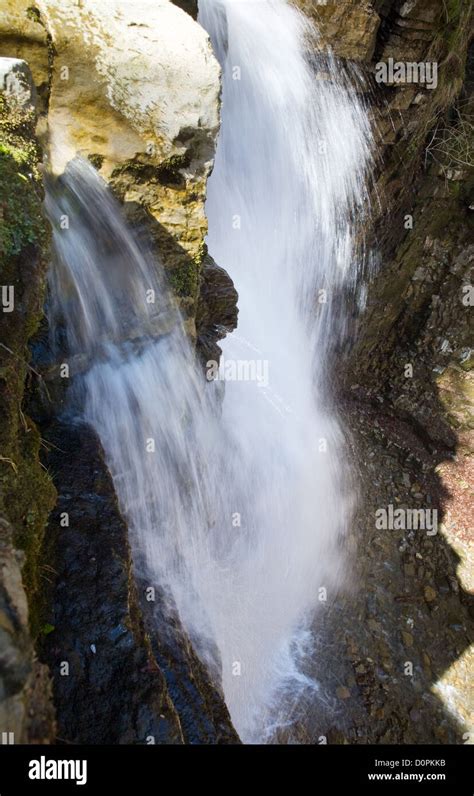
left=37, top=0, right=221, bottom=319
left=0, top=57, right=36, bottom=112
left=35, top=0, right=220, bottom=175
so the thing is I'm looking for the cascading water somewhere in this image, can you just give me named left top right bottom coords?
left=45, top=0, right=371, bottom=743
left=197, top=0, right=372, bottom=737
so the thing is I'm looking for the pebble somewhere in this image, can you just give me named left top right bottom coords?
left=424, top=586, right=437, bottom=602
left=336, top=686, right=351, bottom=699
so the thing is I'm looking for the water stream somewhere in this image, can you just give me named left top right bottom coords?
left=45, top=0, right=372, bottom=742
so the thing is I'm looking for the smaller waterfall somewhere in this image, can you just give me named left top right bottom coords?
left=45, top=159, right=217, bottom=619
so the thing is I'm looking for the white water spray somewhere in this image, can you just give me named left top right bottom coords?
left=46, top=0, right=371, bottom=742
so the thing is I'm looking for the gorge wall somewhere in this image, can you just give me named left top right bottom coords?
left=0, top=56, right=56, bottom=744
left=292, top=0, right=474, bottom=742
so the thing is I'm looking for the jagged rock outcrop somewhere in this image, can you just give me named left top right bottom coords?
left=0, top=3, right=50, bottom=113
left=0, top=56, right=36, bottom=110
left=196, top=253, right=239, bottom=365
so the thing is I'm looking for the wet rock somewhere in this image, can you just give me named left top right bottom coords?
left=336, top=686, right=351, bottom=699
left=298, top=399, right=473, bottom=744
left=196, top=253, right=239, bottom=365
left=39, top=420, right=238, bottom=744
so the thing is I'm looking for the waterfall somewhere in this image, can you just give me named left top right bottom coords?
left=45, top=0, right=371, bottom=743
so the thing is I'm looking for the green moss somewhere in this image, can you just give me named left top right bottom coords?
left=193, top=240, right=208, bottom=266
left=443, top=0, right=465, bottom=49
left=40, top=622, right=55, bottom=636
left=26, top=5, right=42, bottom=24
left=0, top=97, right=46, bottom=260
left=0, top=144, right=46, bottom=257
left=168, top=239, right=207, bottom=298
left=0, top=94, right=56, bottom=637
left=169, top=259, right=199, bottom=298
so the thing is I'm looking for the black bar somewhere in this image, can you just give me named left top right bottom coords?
left=0, top=744, right=471, bottom=793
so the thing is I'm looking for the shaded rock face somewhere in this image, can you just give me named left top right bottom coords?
left=347, top=157, right=473, bottom=450
left=171, top=0, right=199, bottom=19
left=285, top=401, right=473, bottom=744
left=0, top=57, right=36, bottom=110
left=38, top=421, right=182, bottom=745
left=345, top=6, right=472, bottom=451
left=0, top=59, right=56, bottom=742
left=327, top=1, right=474, bottom=450
left=0, top=518, right=55, bottom=744
left=38, top=420, right=238, bottom=744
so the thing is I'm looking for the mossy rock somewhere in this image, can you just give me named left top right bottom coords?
left=0, top=90, right=56, bottom=637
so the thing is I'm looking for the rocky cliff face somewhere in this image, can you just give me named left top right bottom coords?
left=337, top=0, right=473, bottom=450
left=0, top=58, right=56, bottom=743
left=292, top=0, right=472, bottom=532
left=292, top=0, right=473, bottom=742
left=0, top=1, right=238, bottom=744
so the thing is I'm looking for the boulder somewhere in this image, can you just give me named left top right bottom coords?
left=34, top=0, right=220, bottom=176
left=0, top=57, right=36, bottom=111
